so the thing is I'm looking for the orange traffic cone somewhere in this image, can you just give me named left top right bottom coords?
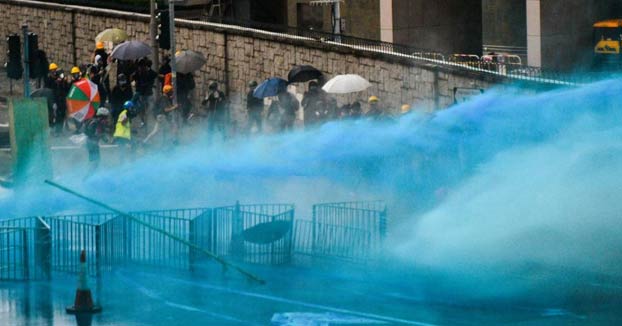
left=66, top=250, right=102, bottom=314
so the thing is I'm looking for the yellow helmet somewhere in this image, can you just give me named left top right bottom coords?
left=368, top=96, right=379, bottom=103
left=401, top=104, right=411, bottom=113
left=70, top=66, right=81, bottom=74
left=96, top=41, right=105, bottom=50
left=49, top=63, right=58, bottom=71
left=163, top=85, right=173, bottom=94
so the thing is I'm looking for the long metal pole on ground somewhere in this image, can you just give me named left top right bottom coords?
left=44, top=180, right=266, bottom=285
left=169, top=0, right=177, bottom=106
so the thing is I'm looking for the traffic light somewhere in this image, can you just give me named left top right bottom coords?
left=6, top=34, right=22, bottom=80
left=26, top=32, right=40, bottom=78
left=157, top=9, right=170, bottom=49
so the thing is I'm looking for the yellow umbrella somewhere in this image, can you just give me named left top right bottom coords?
left=95, top=28, right=128, bottom=44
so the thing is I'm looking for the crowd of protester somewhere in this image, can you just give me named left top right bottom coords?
left=40, top=41, right=413, bottom=171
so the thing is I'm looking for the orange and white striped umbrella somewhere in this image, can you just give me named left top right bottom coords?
left=66, top=79, right=100, bottom=122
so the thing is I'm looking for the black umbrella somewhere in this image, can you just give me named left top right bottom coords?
left=111, top=41, right=152, bottom=61
left=242, top=220, right=292, bottom=244
left=288, top=65, right=322, bottom=83
left=175, top=50, right=207, bottom=73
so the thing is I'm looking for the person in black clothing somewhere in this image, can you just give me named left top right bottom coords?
left=350, top=102, right=362, bottom=119
left=109, top=74, right=134, bottom=124
left=202, top=81, right=228, bottom=141
left=149, top=85, right=179, bottom=146
left=131, top=59, right=157, bottom=127
left=92, top=42, right=109, bottom=70
left=158, top=55, right=171, bottom=88
left=44, top=64, right=70, bottom=135
left=177, top=72, right=195, bottom=120
left=302, top=81, right=322, bottom=127
left=277, top=90, right=299, bottom=131
left=246, top=81, right=263, bottom=133
left=89, top=66, right=106, bottom=104
left=93, top=55, right=109, bottom=104
left=117, top=59, right=137, bottom=82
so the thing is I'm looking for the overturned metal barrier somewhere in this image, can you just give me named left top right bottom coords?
left=212, top=203, right=295, bottom=265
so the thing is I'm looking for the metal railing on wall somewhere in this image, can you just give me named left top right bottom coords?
left=43, top=0, right=164, bottom=13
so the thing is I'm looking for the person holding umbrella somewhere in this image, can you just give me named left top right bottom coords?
left=177, top=72, right=196, bottom=121
left=246, top=81, right=264, bottom=133
left=254, top=77, right=289, bottom=132
left=109, top=73, right=133, bottom=124
left=131, top=59, right=157, bottom=128
left=91, top=42, right=109, bottom=70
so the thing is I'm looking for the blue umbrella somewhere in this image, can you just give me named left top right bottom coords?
left=253, top=77, right=288, bottom=98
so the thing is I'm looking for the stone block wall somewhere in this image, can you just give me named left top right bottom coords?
left=0, top=0, right=503, bottom=124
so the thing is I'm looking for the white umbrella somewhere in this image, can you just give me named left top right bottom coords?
left=322, top=74, right=371, bottom=94
left=110, top=41, right=152, bottom=61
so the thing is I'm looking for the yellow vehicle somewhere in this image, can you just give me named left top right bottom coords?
left=593, top=19, right=622, bottom=69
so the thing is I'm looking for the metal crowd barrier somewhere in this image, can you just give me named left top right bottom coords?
left=1, top=201, right=385, bottom=281
left=293, top=220, right=372, bottom=264
left=0, top=217, right=51, bottom=280
left=211, top=203, right=295, bottom=265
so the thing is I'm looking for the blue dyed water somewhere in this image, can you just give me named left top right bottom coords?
left=2, top=78, right=622, bottom=320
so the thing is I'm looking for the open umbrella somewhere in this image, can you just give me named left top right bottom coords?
left=66, top=79, right=100, bottom=122
left=288, top=65, right=322, bottom=83
left=111, top=41, right=152, bottom=61
left=175, top=50, right=206, bottom=73
left=322, top=74, right=371, bottom=94
left=95, top=28, right=128, bottom=44
left=253, top=77, right=288, bottom=98
left=242, top=220, right=292, bottom=244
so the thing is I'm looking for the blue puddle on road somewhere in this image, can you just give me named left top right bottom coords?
left=1, top=266, right=616, bottom=326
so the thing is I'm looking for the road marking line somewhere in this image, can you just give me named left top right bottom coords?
left=146, top=272, right=439, bottom=326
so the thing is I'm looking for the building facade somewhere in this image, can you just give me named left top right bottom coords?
left=225, top=0, right=622, bottom=71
